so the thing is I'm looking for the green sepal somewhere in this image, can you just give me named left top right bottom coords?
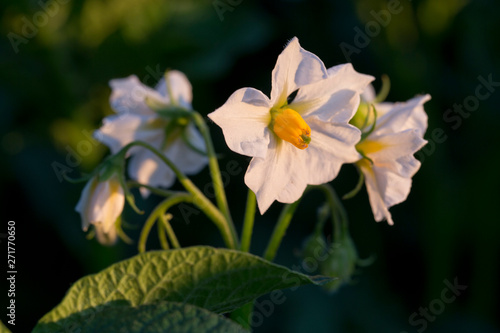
left=358, top=150, right=374, bottom=166
left=101, top=152, right=144, bottom=216
left=96, top=153, right=124, bottom=182
left=360, top=104, right=378, bottom=142
left=144, top=95, right=168, bottom=111
left=342, top=169, right=365, bottom=200
left=144, top=92, right=193, bottom=119
left=373, top=74, right=391, bottom=104
left=117, top=170, right=144, bottom=215
left=62, top=171, right=95, bottom=184
left=115, top=216, right=134, bottom=245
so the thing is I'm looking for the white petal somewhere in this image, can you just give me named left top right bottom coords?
left=94, top=223, right=118, bottom=246
left=94, top=114, right=164, bottom=154
left=375, top=95, right=431, bottom=136
left=298, top=64, right=374, bottom=123
left=361, top=84, right=376, bottom=103
left=245, top=139, right=299, bottom=214
left=359, top=134, right=423, bottom=225
left=373, top=165, right=413, bottom=210
left=245, top=117, right=361, bottom=214
left=165, top=124, right=208, bottom=175
left=391, top=155, right=422, bottom=179
left=109, top=75, right=168, bottom=116
left=326, top=64, right=375, bottom=94
left=75, top=176, right=98, bottom=231
left=184, top=123, right=206, bottom=153
left=128, top=147, right=176, bottom=198
left=360, top=165, right=394, bottom=225
left=88, top=176, right=125, bottom=233
left=367, top=129, right=427, bottom=163
left=275, top=123, right=360, bottom=204
left=208, top=88, right=272, bottom=158
left=155, top=70, right=193, bottom=109
left=366, top=101, right=391, bottom=120
left=300, top=118, right=361, bottom=185
left=270, top=37, right=328, bottom=107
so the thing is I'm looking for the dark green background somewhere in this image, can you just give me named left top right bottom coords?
left=1, top=0, right=499, bottom=332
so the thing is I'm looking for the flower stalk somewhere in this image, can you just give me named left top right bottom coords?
left=263, top=199, right=301, bottom=261
left=240, top=189, right=256, bottom=252
left=190, top=112, right=239, bottom=247
left=121, top=141, right=238, bottom=250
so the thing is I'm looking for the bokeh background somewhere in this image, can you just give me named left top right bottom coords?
left=1, top=0, right=499, bottom=332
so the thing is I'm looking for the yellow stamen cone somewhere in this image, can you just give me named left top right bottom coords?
left=272, top=108, right=311, bottom=149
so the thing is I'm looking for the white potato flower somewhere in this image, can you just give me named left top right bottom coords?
left=209, top=37, right=373, bottom=213
left=95, top=70, right=208, bottom=197
left=354, top=89, right=431, bottom=225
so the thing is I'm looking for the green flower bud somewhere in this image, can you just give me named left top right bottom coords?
left=301, top=233, right=328, bottom=264
left=320, top=234, right=359, bottom=292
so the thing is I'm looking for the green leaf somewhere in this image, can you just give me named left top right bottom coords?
left=0, top=320, right=12, bottom=333
left=34, top=246, right=326, bottom=332
left=84, top=301, right=249, bottom=333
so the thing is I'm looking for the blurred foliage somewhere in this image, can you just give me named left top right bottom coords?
left=1, top=0, right=499, bottom=332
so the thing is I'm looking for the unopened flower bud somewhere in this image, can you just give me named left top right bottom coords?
left=320, top=234, right=359, bottom=292
left=75, top=171, right=124, bottom=246
left=301, top=233, right=328, bottom=263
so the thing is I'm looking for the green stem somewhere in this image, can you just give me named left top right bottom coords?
left=240, top=189, right=256, bottom=252
left=313, top=202, right=330, bottom=236
left=159, top=213, right=181, bottom=249
left=312, top=184, right=349, bottom=241
left=263, top=200, right=301, bottom=261
left=157, top=221, right=170, bottom=250
left=191, top=112, right=238, bottom=246
left=121, top=141, right=237, bottom=249
left=230, top=301, right=254, bottom=330
left=127, top=180, right=178, bottom=197
left=138, top=193, right=193, bottom=253
left=138, top=210, right=159, bottom=253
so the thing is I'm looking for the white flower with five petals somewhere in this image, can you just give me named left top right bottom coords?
left=95, top=71, right=208, bottom=197
left=209, top=37, right=374, bottom=213
left=354, top=91, right=431, bottom=225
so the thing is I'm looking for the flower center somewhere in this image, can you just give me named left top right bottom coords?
left=271, top=108, right=311, bottom=149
